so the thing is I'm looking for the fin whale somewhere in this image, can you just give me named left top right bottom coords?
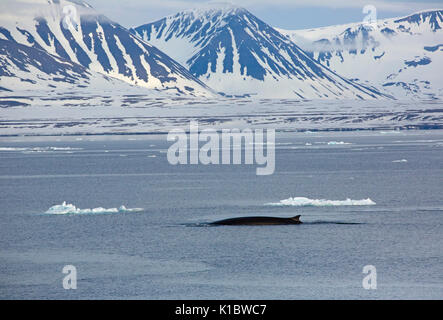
left=211, top=215, right=302, bottom=226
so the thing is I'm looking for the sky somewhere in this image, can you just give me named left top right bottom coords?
left=86, top=0, right=443, bottom=29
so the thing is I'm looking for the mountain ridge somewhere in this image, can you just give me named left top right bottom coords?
left=278, top=9, right=443, bottom=99
left=131, top=5, right=389, bottom=99
left=0, top=0, right=214, bottom=96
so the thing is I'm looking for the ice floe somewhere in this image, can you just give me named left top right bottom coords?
left=266, top=197, right=376, bottom=207
left=45, top=202, right=144, bottom=215
left=327, top=141, right=352, bottom=145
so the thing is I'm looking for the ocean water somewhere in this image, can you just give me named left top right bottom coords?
left=0, top=130, right=442, bottom=299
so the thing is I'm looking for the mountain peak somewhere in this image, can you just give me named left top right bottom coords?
left=394, top=9, right=443, bottom=31
left=132, top=7, right=386, bottom=99
left=176, top=2, right=246, bottom=18
left=0, top=0, right=214, bottom=96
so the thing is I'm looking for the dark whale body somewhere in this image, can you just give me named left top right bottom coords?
left=211, top=215, right=302, bottom=226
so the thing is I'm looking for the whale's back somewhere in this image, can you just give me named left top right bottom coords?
left=211, top=215, right=302, bottom=226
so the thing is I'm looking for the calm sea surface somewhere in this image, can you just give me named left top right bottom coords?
left=0, top=130, right=442, bottom=299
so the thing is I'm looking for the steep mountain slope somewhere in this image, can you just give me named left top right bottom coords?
left=131, top=4, right=388, bottom=99
left=0, top=0, right=213, bottom=96
left=278, top=10, right=443, bottom=100
left=0, top=38, right=132, bottom=93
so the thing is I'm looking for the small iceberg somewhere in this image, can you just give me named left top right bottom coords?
left=392, top=159, right=408, bottom=163
left=380, top=131, right=401, bottom=134
left=327, top=141, right=351, bottom=145
left=45, top=202, right=144, bottom=215
left=266, top=197, right=376, bottom=207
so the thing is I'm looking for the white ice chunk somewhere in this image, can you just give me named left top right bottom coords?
left=45, top=201, right=144, bottom=215
left=266, top=197, right=376, bottom=207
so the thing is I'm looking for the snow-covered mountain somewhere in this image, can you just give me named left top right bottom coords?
left=0, top=0, right=213, bottom=96
left=0, top=38, right=133, bottom=93
left=131, top=4, right=388, bottom=99
left=278, top=10, right=443, bottom=100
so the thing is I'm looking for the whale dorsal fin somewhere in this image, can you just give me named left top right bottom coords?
left=292, top=215, right=301, bottom=222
